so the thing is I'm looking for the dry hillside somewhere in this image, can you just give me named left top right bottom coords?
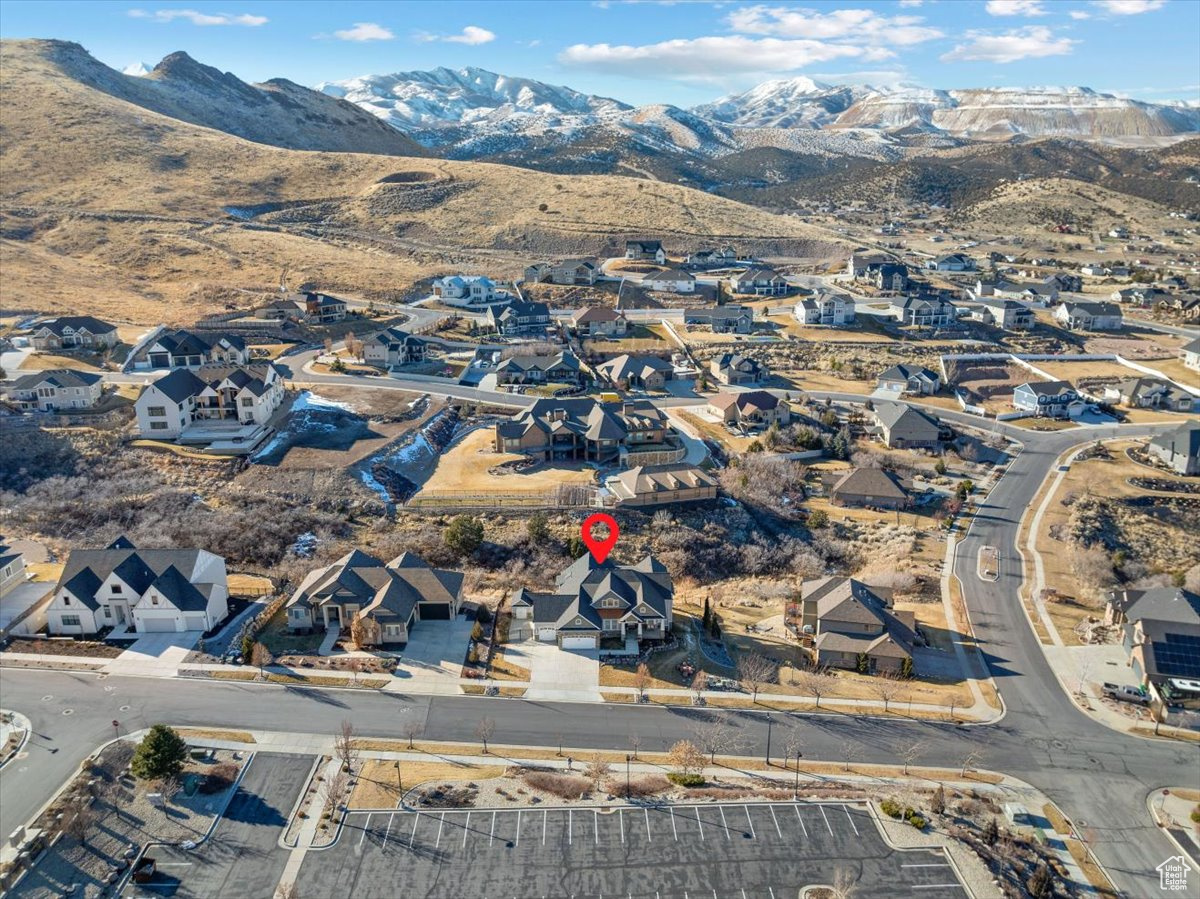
left=0, top=39, right=846, bottom=324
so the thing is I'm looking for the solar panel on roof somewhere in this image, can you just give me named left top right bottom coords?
left=1151, top=632, right=1200, bottom=679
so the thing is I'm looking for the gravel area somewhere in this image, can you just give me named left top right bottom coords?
left=872, top=800, right=1004, bottom=899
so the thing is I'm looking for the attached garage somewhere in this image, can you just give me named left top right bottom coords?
left=560, top=634, right=598, bottom=650
left=140, top=617, right=177, bottom=633
left=419, top=602, right=452, bottom=621
left=537, top=627, right=557, bottom=642
left=184, top=614, right=208, bottom=631
left=149, top=352, right=170, bottom=368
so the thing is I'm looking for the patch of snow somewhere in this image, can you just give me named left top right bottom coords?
left=359, top=468, right=391, bottom=504
left=291, top=391, right=356, bottom=413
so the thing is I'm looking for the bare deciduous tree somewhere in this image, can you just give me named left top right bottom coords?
left=667, top=740, right=705, bottom=777
left=736, top=653, right=778, bottom=702
left=345, top=657, right=363, bottom=684
left=691, top=719, right=736, bottom=764
left=334, top=720, right=358, bottom=773
left=628, top=732, right=642, bottom=761
left=632, top=663, right=651, bottom=702
left=782, top=730, right=805, bottom=769
left=64, top=805, right=98, bottom=846
left=870, top=675, right=903, bottom=713
left=402, top=720, right=424, bottom=750
left=584, top=754, right=611, bottom=790
left=691, top=670, right=708, bottom=700
left=250, top=642, right=273, bottom=679
left=895, top=739, right=925, bottom=776
left=324, top=767, right=349, bottom=811
left=959, top=745, right=986, bottom=779
left=475, top=717, right=496, bottom=753
left=1069, top=542, right=1117, bottom=602
left=155, top=775, right=182, bottom=806
left=840, top=739, right=860, bottom=773
left=796, top=667, right=833, bottom=709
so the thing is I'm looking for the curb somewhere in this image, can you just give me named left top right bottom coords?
left=0, top=709, right=32, bottom=770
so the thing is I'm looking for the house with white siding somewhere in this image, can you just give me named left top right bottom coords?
left=29, top=316, right=119, bottom=352
left=1054, top=302, right=1123, bottom=331
left=5, top=369, right=104, bottom=411
left=794, top=291, right=855, bottom=326
left=134, top=364, right=285, bottom=440
left=47, top=538, right=228, bottom=635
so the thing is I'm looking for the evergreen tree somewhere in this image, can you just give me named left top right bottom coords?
left=131, top=725, right=189, bottom=780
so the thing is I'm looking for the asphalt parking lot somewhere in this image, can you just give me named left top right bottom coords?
left=302, top=801, right=968, bottom=899
left=122, top=752, right=310, bottom=899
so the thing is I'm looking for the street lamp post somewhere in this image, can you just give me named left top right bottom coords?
left=794, top=751, right=802, bottom=798
left=765, top=714, right=773, bottom=766
left=395, top=761, right=403, bottom=795
left=625, top=755, right=631, bottom=800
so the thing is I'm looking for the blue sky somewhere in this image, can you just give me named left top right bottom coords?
left=1, top=0, right=1197, bottom=105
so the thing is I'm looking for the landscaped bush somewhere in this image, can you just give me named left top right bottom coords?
left=200, top=761, right=240, bottom=794
left=619, top=774, right=671, bottom=798
left=906, top=811, right=927, bottom=829
left=881, top=798, right=903, bottom=819
left=667, top=772, right=706, bottom=787
left=522, top=771, right=591, bottom=799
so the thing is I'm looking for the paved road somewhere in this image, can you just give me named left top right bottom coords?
left=1, top=412, right=1195, bottom=895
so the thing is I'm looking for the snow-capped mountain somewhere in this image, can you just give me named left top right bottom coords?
left=122, top=61, right=151, bottom=77
left=693, top=77, right=870, bottom=130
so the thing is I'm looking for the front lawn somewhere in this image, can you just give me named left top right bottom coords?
left=256, top=609, right=325, bottom=655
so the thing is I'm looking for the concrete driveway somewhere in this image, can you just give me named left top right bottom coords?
left=102, top=631, right=201, bottom=678
left=383, top=616, right=474, bottom=695
left=520, top=639, right=601, bottom=702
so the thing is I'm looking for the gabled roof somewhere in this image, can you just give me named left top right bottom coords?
left=626, top=240, right=662, bottom=252
left=597, top=354, right=672, bottom=382
left=684, top=306, right=751, bottom=321
left=610, top=464, right=717, bottom=498
left=873, top=402, right=940, bottom=435
left=1017, top=380, right=1076, bottom=398
left=1182, top=337, right=1200, bottom=354
left=143, top=368, right=207, bottom=404
left=1062, top=301, right=1121, bottom=316
left=366, top=326, right=424, bottom=348
left=497, top=352, right=580, bottom=375
left=572, top=306, right=623, bottom=324
left=55, top=546, right=218, bottom=611
left=1150, top=421, right=1200, bottom=456
left=32, top=315, right=117, bottom=336
left=713, top=352, right=764, bottom=371
left=521, top=553, right=674, bottom=630
left=10, top=369, right=102, bottom=391
left=709, top=390, right=778, bottom=413
left=149, top=565, right=210, bottom=612
left=877, top=364, right=938, bottom=384
left=644, top=269, right=695, bottom=283
left=825, top=468, right=910, bottom=501
left=287, top=550, right=464, bottom=624
left=735, top=267, right=785, bottom=283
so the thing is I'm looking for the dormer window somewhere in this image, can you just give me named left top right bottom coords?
left=111, top=584, right=122, bottom=594
left=63, top=595, right=71, bottom=605
left=151, top=595, right=159, bottom=605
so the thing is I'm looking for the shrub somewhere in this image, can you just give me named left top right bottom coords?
left=199, top=762, right=239, bottom=794
left=881, top=798, right=903, bottom=819
left=444, top=516, right=485, bottom=556
left=808, top=509, right=828, bottom=529
left=622, top=774, right=671, bottom=798
left=1191, top=806, right=1200, bottom=825
left=667, top=772, right=706, bottom=787
left=131, top=725, right=189, bottom=780
left=906, top=812, right=927, bottom=829
left=522, top=771, right=591, bottom=799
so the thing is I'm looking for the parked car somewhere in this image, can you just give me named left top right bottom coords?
left=1102, top=682, right=1149, bottom=705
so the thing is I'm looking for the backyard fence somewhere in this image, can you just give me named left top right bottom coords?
left=407, top=484, right=599, bottom=510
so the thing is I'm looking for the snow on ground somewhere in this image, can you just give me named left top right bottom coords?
left=359, top=468, right=391, bottom=504
left=391, top=434, right=433, bottom=466
left=291, top=391, right=356, bottom=413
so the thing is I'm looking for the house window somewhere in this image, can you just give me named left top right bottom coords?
left=63, top=595, right=71, bottom=605
left=112, top=584, right=122, bottom=593
left=599, top=598, right=621, bottom=608
left=603, top=618, right=620, bottom=631
left=241, top=398, right=253, bottom=407
left=103, top=607, right=111, bottom=618
left=151, top=595, right=159, bottom=605
left=150, top=422, right=168, bottom=430
left=61, top=615, right=81, bottom=626
left=147, top=406, right=166, bottom=417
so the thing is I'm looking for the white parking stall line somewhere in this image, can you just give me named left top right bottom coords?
left=843, top=806, right=859, bottom=836
left=695, top=806, right=705, bottom=840
left=436, top=813, right=445, bottom=849
left=769, top=889, right=776, bottom=899
left=620, top=808, right=626, bottom=843
left=516, top=810, right=522, bottom=847
left=769, top=805, right=783, bottom=839
left=594, top=810, right=599, bottom=844
left=644, top=807, right=652, bottom=841
left=358, top=814, right=373, bottom=848
left=911, top=885, right=964, bottom=891
left=155, top=863, right=193, bottom=868
left=410, top=813, right=421, bottom=849
left=902, top=864, right=951, bottom=868
left=742, top=890, right=748, bottom=899
left=743, top=805, right=755, bottom=839
left=490, top=811, right=497, bottom=847
left=718, top=806, right=731, bottom=840
left=793, top=804, right=808, bottom=838
left=543, top=809, right=548, bottom=845
left=462, top=811, right=471, bottom=848
left=819, top=805, right=833, bottom=835
left=382, top=811, right=395, bottom=850
left=569, top=809, right=573, bottom=845
left=670, top=808, right=679, bottom=841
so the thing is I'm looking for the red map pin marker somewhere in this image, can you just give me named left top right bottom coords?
left=581, top=513, right=619, bottom=563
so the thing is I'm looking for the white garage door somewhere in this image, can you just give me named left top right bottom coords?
left=537, top=627, right=557, bottom=642
left=140, top=618, right=176, bottom=633
left=561, top=635, right=597, bottom=650
left=184, top=614, right=207, bottom=631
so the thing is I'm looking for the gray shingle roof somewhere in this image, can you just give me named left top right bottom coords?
left=10, top=369, right=102, bottom=391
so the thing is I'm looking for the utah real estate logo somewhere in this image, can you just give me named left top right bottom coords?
left=1157, top=855, right=1192, bottom=892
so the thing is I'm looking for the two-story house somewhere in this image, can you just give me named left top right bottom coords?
left=974, top=297, right=1034, bottom=330
left=1054, top=301, right=1123, bottom=331
left=794, top=291, right=855, bottom=326
left=926, top=253, right=976, bottom=272
left=684, top=306, right=753, bottom=334
left=524, top=258, right=600, bottom=286
left=494, top=399, right=671, bottom=464
left=488, top=300, right=551, bottom=337
left=624, top=240, right=667, bottom=264
left=711, top=352, right=768, bottom=385
left=730, top=267, right=789, bottom=296
left=47, top=538, right=228, bottom=635
left=571, top=307, right=629, bottom=338
left=134, top=363, right=285, bottom=439
left=511, top=553, right=673, bottom=649
left=5, top=369, right=104, bottom=412
left=890, top=295, right=956, bottom=328
left=286, top=550, right=464, bottom=643
left=433, top=275, right=503, bottom=307
left=642, top=269, right=696, bottom=293
left=141, top=330, right=250, bottom=370
left=29, top=316, right=119, bottom=352
left=361, top=327, right=427, bottom=368
left=800, top=577, right=916, bottom=674
left=1012, top=380, right=1086, bottom=419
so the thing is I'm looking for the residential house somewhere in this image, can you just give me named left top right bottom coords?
left=1108, top=227, right=1129, bottom=239
left=46, top=538, right=228, bottom=635
left=684, top=306, right=753, bottom=334
left=876, top=364, right=940, bottom=396
left=1012, top=380, right=1086, bottom=419
left=799, top=577, right=916, bottom=674
left=686, top=247, right=737, bottom=267
left=730, top=267, right=789, bottom=296
left=433, top=275, right=502, bottom=307
left=0, top=541, right=28, bottom=599
left=926, top=253, right=976, bottom=272
left=511, top=553, right=673, bottom=648
left=890, top=295, right=956, bottom=328
left=871, top=403, right=942, bottom=449
left=1045, top=273, right=1083, bottom=293
left=1080, top=263, right=1108, bottom=277
left=141, top=330, right=249, bottom=370
left=494, top=399, right=672, bottom=464
left=1112, top=287, right=1168, bottom=306
left=1181, top=337, right=1200, bottom=372
left=1148, top=422, right=1200, bottom=476
left=794, top=290, right=855, bottom=326
left=525, top=258, right=599, bottom=286
left=487, top=300, right=552, bottom=337
left=29, top=316, right=119, bottom=352
left=624, top=240, right=667, bottom=264
left=5, top=369, right=103, bottom=412
left=260, top=292, right=347, bottom=324
left=1106, top=378, right=1194, bottom=412
left=605, top=465, right=718, bottom=508
left=1105, top=587, right=1200, bottom=694
left=710, top=352, right=768, bottom=385
left=494, top=352, right=582, bottom=385
left=823, top=468, right=911, bottom=510
left=708, top=390, right=790, bottom=429
left=134, top=363, right=285, bottom=439
left=642, top=269, right=696, bottom=294
left=869, top=262, right=909, bottom=292
left=846, top=250, right=893, bottom=278
left=974, top=297, right=1034, bottom=330
left=361, top=327, right=427, bottom=368
left=571, top=307, right=629, bottom=338
left=1054, top=301, right=1123, bottom=331
left=286, top=550, right=464, bottom=642
left=597, top=354, right=674, bottom=390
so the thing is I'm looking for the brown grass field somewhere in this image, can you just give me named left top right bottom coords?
left=412, top=427, right=596, bottom=499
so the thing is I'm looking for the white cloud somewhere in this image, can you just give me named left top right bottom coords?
left=1069, top=9, right=1091, bottom=18
left=727, top=6, right=943, bottom=45
left=127, top=8, right=267, bottom=26
left=332, top=22, right=394, bottom=41
left=560, top=36, right=877, bottom=79
left=985, top=0, right=1047, bottom=15
left=940, top=26, right=1076, bottom=63
left=898, top=0, right=923, bottom=7
left=1092, top=0, right=1165, bottom=13
left=417, top=25, right=496, bottom=44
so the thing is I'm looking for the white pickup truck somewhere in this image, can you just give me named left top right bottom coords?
left=1102, top=683, right=1150, bottom=705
